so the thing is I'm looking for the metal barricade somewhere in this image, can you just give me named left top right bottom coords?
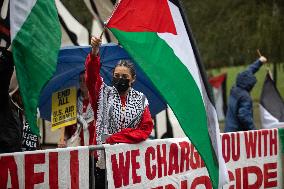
left=89, top=145, right=107, bottom=189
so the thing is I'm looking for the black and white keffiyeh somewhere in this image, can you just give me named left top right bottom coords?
left=96, top=82, right=148, bottom=145
left=77, top=95, right=94, bottom=126
left=70, top=96, right=94, bottom=146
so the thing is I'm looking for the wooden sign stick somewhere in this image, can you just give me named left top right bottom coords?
left=257, top=49, right=262, bottom=57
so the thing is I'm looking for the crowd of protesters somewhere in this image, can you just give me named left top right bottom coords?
left=0, top=36, right=276, bottom=189
left=0, top=35, right=272, bottom=156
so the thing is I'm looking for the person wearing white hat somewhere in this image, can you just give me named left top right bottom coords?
left=0, top=47, right=23, bottom=153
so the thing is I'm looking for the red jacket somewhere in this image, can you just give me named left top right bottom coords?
left=85, top=53, right=153, bottom=144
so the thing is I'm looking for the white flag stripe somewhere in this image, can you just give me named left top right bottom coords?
left=158, top=1, right=203, bottom=95
left=260, top=104, right=284, bottom=129
left=10, top=0, right=37, bottom=41
left=158, top=1, right=229, bottom=186
left=158, top=2, right=222, bottom=132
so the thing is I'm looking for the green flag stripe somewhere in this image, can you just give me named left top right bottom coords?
left=110, top=28, right=219, bottom=188
left=279, top=128, right=284, bottom=154
left=12, top=0, right=61, bottom=135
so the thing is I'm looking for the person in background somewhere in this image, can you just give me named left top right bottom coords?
left=225, top=56, right=267, bottom=132
left=0, top=47, right=22, bottom=153
left=58, top=71, right=95, bottom=147
left=9, top=72, right=40, bottom=151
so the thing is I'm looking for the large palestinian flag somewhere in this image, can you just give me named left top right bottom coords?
left=106, top=0, right=228, bottom=188
left=10, top=0, right=61, bottom=135
left=259, top=73, right=284, bottom=129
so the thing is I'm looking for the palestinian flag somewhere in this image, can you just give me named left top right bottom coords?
left=10, top=0, right=61, bottom=135
left=209, top=73, right=227, bottom=121
left=107, top=0, right=228, bottom=188
left=259, top=73, right=284, bottom=129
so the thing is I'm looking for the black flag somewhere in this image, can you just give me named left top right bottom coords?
left=259, top=73, right=284, bottom=128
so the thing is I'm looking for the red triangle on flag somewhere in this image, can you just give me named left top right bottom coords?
left=107, top=0, right=177, bottom=35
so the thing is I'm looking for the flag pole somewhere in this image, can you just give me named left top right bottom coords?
left=89, top=0, right=111, bottom=42
left=100, top=26, right=106, bottom=39
left=257, top=49, right=272, bottom=78
left=257, top=49, right=262, bottom=57
left=99, top=0, right=121, bottom=41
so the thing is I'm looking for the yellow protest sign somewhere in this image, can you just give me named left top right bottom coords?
left=51, top=87, right=77, bottom=131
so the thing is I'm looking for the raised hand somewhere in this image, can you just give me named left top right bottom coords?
left=259, top=56, right=267, bottom=64
left=90, top=36, right=102, bottom=56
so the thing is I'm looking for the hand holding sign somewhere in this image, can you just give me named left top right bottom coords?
left=51, top=87, right=77, bottom=131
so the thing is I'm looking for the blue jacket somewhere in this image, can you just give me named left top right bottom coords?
left=224, top=60, right=263, bottom=132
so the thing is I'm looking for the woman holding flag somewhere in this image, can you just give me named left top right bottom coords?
left=85, top=36, right=153, bottom=146
left=86, top=36, right=153, bottom=188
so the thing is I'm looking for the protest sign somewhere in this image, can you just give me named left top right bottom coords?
left=0, top=147, right=89, bottom=189
left=1, top=129, right=282, bottom=189
left=51, top=87, right=77, bottom=131
left=22, top=121, right=39, bottom=151
left=105, top=129, right=283, bottom=189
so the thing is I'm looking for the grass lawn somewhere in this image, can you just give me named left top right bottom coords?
left=210, top=62, right=284, bottom=132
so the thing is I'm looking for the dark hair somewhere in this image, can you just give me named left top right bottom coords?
left=114, top=60, right=136, bottom=78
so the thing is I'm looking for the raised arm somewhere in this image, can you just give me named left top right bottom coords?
left=246, top=56, right=267, bottom=74
left=85, top=37, right=102, bottom=116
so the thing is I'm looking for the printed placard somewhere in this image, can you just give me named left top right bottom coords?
left=51, top=87, right=77, bottom=131
left=22, top=121, right=38, bottom=151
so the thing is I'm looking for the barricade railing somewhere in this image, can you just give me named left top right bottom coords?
left=88, top=145, right=107, bottom=189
